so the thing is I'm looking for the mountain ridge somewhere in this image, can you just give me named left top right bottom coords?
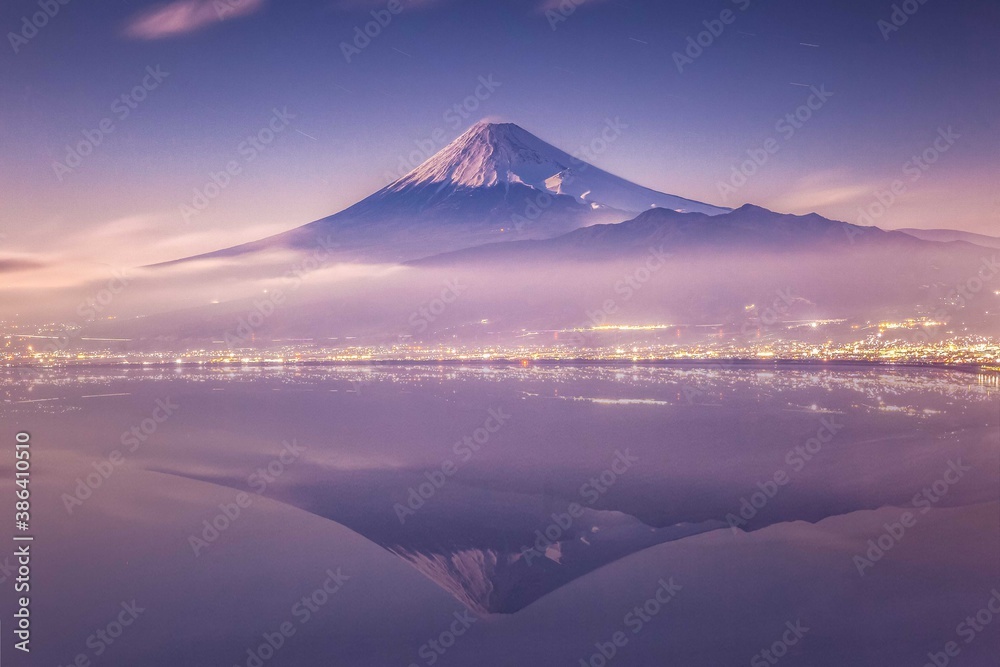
left=410, top=203, right=940, bottom=266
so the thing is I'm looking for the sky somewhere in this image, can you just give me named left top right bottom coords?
left=0, top=0, right=998, bottom=279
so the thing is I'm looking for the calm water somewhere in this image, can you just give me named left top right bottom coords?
left=2, top=365, right=998, bottom=666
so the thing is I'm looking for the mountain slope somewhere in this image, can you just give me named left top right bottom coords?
left=897, top=227, right=1000, bottom=249
left=413, top=204, right=929, bottom=265
left=167, top=121, right=728, bottom=265
left=388, top=203, right=997, bottom=336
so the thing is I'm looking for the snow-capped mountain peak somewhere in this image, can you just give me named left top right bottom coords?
left=164, top=120, right=729, bottom=266
left=385, top=120, right=729, bottom=216
left=389, top=121, right=568, bottom=190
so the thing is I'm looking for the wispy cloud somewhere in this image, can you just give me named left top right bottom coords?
left=763, top=170, right=870, bottom=213
left=5, top=212, right=292, bottom=279
left=63, top=213, right=291, bottom=267
left=124, top=0, right=266, bottom=40
left=0, top=256, right=45, bottom=274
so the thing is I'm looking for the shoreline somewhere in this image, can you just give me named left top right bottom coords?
left=4, top=358, right=996, bottom=374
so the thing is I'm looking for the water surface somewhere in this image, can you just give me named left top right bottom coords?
left=2, top=365, right=997, bottom=666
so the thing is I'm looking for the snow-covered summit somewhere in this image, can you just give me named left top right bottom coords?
left=389, top=121, right=563, bottom=190
left=386, top=121, right=729, bottom=216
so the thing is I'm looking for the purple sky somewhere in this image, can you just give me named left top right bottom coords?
left=0, top=0, right=997, bottom=280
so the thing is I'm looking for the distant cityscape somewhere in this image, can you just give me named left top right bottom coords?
left=4, top=314, right=999, bottom=369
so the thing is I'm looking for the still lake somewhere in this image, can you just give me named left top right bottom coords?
left=2, top=364, right=998, bottom=666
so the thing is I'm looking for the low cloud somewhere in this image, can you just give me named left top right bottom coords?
left=60, top=213, right=291, bottom=268
left=0, top=256, right=46, bottom=274
left=0, top=212, right=293, bottom=294
left=124, top=0, right=266, bottom=40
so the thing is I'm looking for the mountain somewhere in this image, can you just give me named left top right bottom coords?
left=897, top=227, right=1000, bottom=249
left=385, top=203, right=997, bottom=337
left=81, top=122, right=998, bottom=345
left=94, top=201, right=997, bottom=346
left=169, top=121, right=728, bottom=265
left=414, top=204, right=929, bottom=265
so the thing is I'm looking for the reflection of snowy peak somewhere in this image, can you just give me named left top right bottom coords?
left=386, top=511, right=725, bottom=615
left=388, top=547, right=508, bottom=616
left=157, top=466, right=729, bottom=617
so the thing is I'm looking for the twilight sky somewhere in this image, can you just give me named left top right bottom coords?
left=0, top=0, right=997, bottom=276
